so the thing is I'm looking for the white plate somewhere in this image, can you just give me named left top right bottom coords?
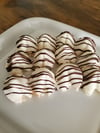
left=0, top=17, right=100, bottom=133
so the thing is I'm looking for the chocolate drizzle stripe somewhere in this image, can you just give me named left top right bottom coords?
left=34, top=59, right=55, bottom=64
left=75, top=41, right=95, bottom=50
left=6, top=92, right=32, bottom=95
left=56, top=40, right=74, bottom=49
left=71, top=81, right=83, bottom=85
left=13, top=58, right=31, bottom=62
left=78, top=57, right=99, bottom=64
left=84, top=74, right=100, bottom=80
left=4, top=82, right=30, bottom=87
left=8, top=61, right=32, bottom=65
left=56, top=51, right=74, bottom=57
left=79, top=53, right=98, bottom=58
left=74, top=49, right=93, bottom=53
left=56, top=40, right=73, bottom=46
left=6, top=75, right=27, bottom=79
left=58, top=78, right=82, bottom=85
left=4, top=77, right=27, bottom=84
left=16, top=38, right=36, bottom=44
left=29, top=79, right=54, bottom=85
left=57, top=31, right=75, bottom=41
left=31, top=71, right=53, bottom=79
left=16, top=37, right=36, bottom=45
left=40, top=48, right=55, bottom=53
left=76, top=37, right=96, bottom=47
left=32, top=87, right=57, bottom=90
left=82, top=81, right=100, bottom=88
left=56, top=67, right=81, bottom=77
left=56, top=47, right=74, bottom=56
left=38, top=40, right=56, bottom=49
left=57, top=54, right=76, bottom=60
left=7, top=52, right=32, bottom=63
left=57, top=65, right=80, bottom=74
left=3, top=85, right=31, bottom=91
left=34, top=52, right=55, bottom=60
left=17, top=44, right=37, bottom=49
left=32, top=90, right=55, bottom=93
left=78, top=63, right=98, bottom=68
left=39, top=34, right=56, bottom=40
left=31, top=83, right=55, bottom=87
left=59, top=86, right=69, bottom=89
left=83, top=67, right=100, bottom=73
left=6, top=66, right=32, bottom=72
left=38, top=34, right=56, bottom=43
left=56, top=72, right=82, bottom=81
left=84, top=70, right=100, bottom=78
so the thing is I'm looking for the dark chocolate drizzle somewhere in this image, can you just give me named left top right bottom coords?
left=30, top=71, right=53, bottom=79
left=34, top=51, right=55, bottom=61
left=56, top=67, right=81, bottom=77
left=56, top=31, right=76, bottom=42
left=57, top=72, right=82, bottom=81
left=58, top=78, right=82, bottom=85
left=82, top=81, right=100, bottom=88
left=16, top=35, right=36, bottom=45
left=34, top=58, right=55, bottom=65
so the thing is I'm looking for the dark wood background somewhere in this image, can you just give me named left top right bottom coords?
left=0, top=0, right=100, bottom=36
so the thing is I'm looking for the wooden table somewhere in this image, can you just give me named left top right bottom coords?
left=0, top=0, right=100, bottom=36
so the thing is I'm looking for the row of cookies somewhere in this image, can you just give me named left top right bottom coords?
left=56, top=31, right=100, bottom=96
left=30, top=34, right=57, bottom=97
left=3, top=35, right=37, bottom=103
left=3, top=34, right=57, bottom=103
left=3, top=31, right=100, bottom=104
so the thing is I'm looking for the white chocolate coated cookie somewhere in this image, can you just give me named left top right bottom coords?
left=56, top=63, right=83, bottom=92
left=81, top=66, right=100, bottom=96
left=56, top=31, right=75, bottom=49
left=3, top=76, right=32, bottom=104
left=37, top=34, right=56, bottom=53
left=55, top=44, right=77, bottom=64
left=34, top=49, right=55, bottom=69
left=6, top=51, right=33, bottom=75
left=29, top=68, right=57, bottom=97
left=75, top=37, right=96, bottom=56
left=77, top=52, right=100, bottom=69
left=16, top=35, right=37, bottom=54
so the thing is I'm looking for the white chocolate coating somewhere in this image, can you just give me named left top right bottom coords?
left=16, top=35, right=37, bottom=53
left=75, top=37, right=96, bottom=56
left=3, top=76, right=32, bottom=104
left=6, top=51, right=33, bottom=75
left=81, top=66, right=100, bottom=96
left=56, top=31, right=75, bottom=49
left=34, top=49, right=55, bottom=69
left=56, top=63, right=83, bottom=92
left=55, top=44, right=77, bottom=64
left=29, top=68, right=57, bottom=97
left=77, top=52, right=100, bottom=69
left=37, top=34, right=56, bottom=53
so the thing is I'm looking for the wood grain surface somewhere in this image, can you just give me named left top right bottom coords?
left=0, top=0, right=100, bottom=36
